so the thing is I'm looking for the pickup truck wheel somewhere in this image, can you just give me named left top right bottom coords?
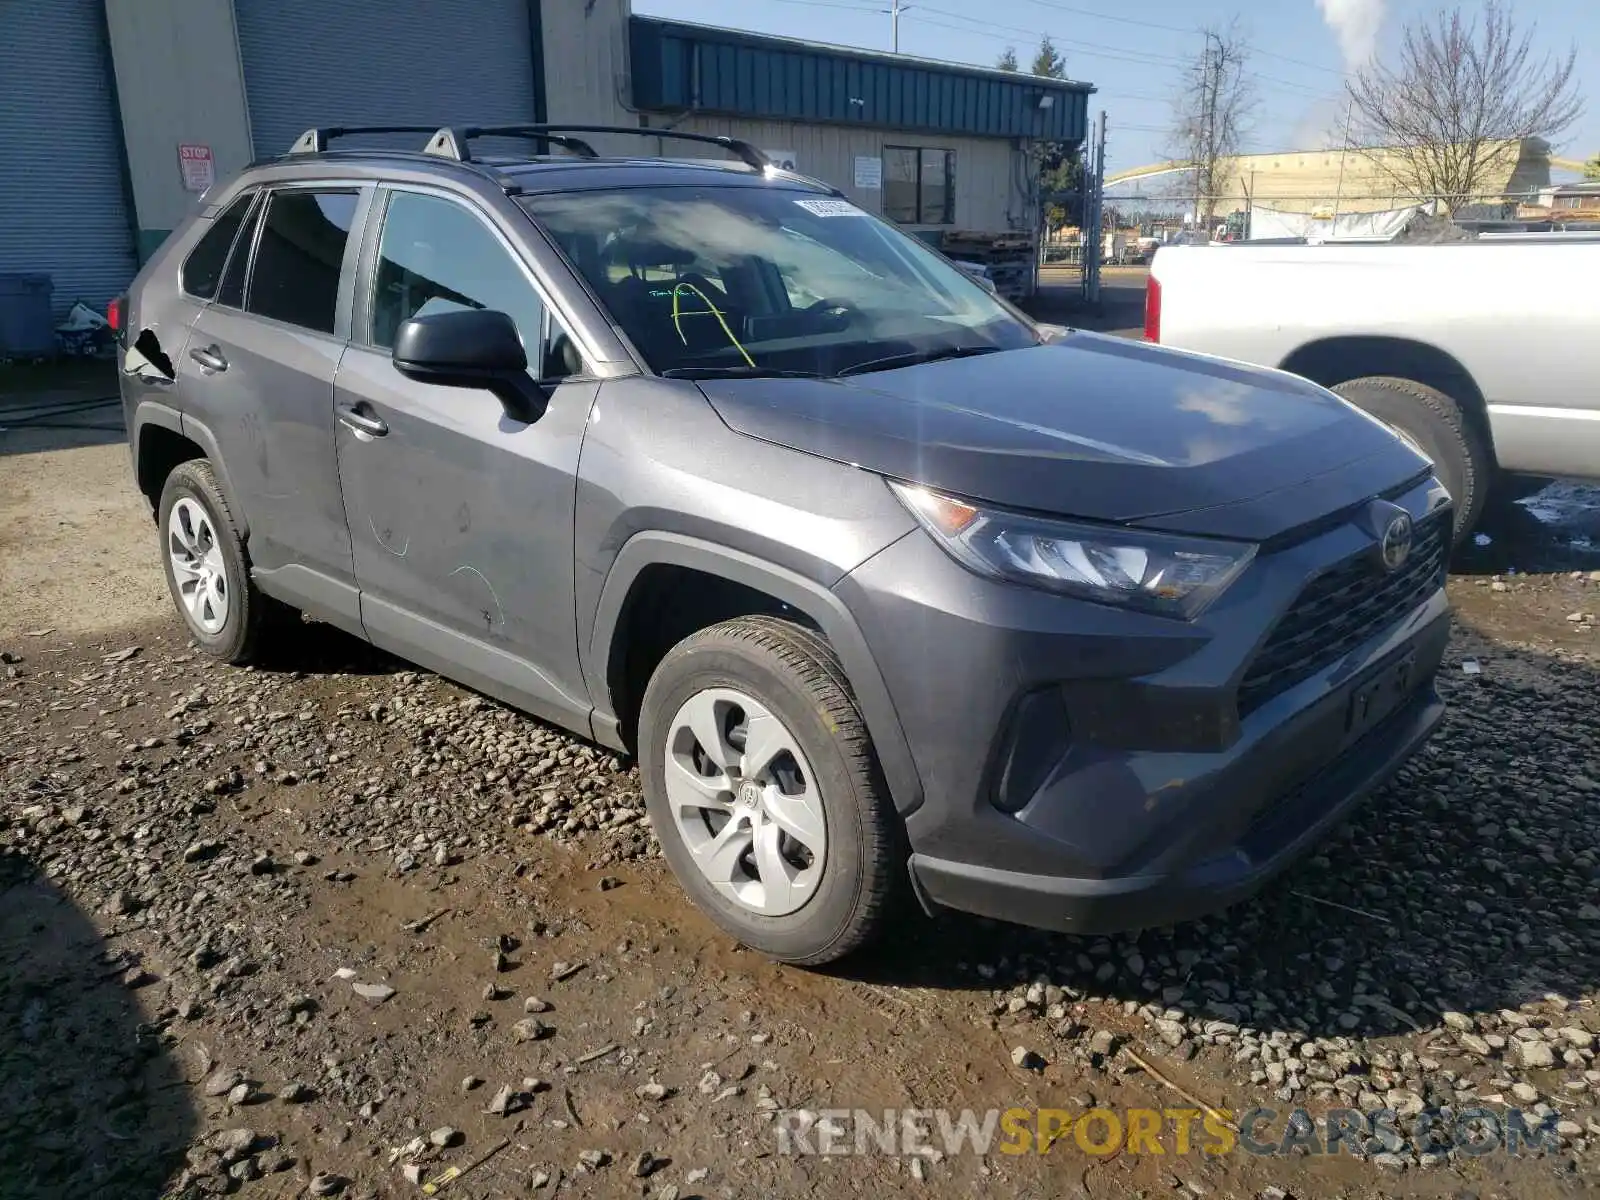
left=638, top=616, right=901, bottom=965
left=157, top=459, right=287, bottom=664
left=1332, top=376, right=1488, bottom=544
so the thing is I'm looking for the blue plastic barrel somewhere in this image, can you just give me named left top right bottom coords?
left=0, top=273, right=56, bottom=357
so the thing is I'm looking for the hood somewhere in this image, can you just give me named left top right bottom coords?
left=698, top=332, right=1432, bottom=542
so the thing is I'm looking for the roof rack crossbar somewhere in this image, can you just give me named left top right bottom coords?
left=424, top=127, right=601, bottom=163
left=287, top=126, right=445, bottom=155
left=423, top=124, right=771, bottom=171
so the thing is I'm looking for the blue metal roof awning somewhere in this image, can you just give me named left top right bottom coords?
left=629, top=17, right=1092, bottom=143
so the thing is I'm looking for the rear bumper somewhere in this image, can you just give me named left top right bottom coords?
left=908, top=678, right=1445, bottom=933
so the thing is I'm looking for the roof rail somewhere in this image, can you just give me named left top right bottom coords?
left=423, top=127, right=601, bottom=162
left=423, top=124, right=771, bottom=171
left=287, top=126, right=445, bottom=155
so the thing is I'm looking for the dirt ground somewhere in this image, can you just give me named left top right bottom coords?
left=4, top=363, right=1600, bottom=1200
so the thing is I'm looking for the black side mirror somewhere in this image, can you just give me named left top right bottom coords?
left=392, top=309, right=546, bottom=421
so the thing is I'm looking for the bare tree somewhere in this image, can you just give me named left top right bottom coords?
left=1165, top=23, right=1254, bottom=230
left=996, top=47, right=1019, bottom=72
left=1346, top=2, right=1583, bottom=204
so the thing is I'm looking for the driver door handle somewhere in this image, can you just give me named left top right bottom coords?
left=189, top=345, right=228, bottom=372
left=337, top=404, right=389, bottom=439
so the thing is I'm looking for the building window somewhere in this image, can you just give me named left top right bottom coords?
left=883, top=146, right=955, bottom=225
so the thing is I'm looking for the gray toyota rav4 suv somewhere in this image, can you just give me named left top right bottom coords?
left=118, top=125, right=1452, bottom=964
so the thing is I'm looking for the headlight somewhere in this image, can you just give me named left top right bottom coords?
left=889, top=481, right=1256, bottom=619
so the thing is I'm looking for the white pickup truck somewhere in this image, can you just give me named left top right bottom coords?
left=1146, top=237, right=1599, bottom=540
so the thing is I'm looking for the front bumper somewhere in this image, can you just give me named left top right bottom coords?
left=835, top=477, right=1451, bottom=934
left=908, top=656, right=1444, bottom=932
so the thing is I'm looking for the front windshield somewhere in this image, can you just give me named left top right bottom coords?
left=520, top=185, right=1038, bottom=377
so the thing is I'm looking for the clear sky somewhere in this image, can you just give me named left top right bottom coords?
left=632, top=0, right=1598, bottom=176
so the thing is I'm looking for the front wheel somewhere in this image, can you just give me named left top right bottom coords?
left=638, top=616, right=902, bottom=965
left=1331, top=376, right=1490, bottom=544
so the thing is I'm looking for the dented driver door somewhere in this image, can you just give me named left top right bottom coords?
left=333, top=187, right=596, bottom=731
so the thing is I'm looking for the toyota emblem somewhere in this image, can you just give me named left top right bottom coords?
left=1379, top=510, right=1414, bottom=572
left=1359, top=500, right=1416, bottom=574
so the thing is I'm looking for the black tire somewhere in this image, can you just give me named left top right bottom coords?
left=156, top=459, right=288, bottom=664
left=1332, top=376, right=1490, bottom=544
left=638, top=615, right=902, bottom=965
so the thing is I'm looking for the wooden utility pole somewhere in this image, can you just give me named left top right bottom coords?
left=1332, top=97, right=1356, bottom=221
left=1199, top=31, right=1220, bottom=230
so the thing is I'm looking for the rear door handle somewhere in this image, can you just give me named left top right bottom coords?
left=189, top=345, right=228, bottom=372
left=337, top=405, right=389, bottom=439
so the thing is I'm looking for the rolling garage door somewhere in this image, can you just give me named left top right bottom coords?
left=235, top=0, right=541, bottom=161
left=0, top=0, right=138, bottom=317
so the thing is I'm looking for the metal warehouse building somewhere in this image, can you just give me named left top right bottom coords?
left=0, top=0, right=1091, bottom=317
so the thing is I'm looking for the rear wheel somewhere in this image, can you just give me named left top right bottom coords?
left=1332, top=375, right=1490, bottom=544
left=157, top=459, right=289, bottom=664
left=638, top=616, right=901, bottom=965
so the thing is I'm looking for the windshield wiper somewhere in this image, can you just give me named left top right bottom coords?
left=837, top=344, right=1005, bottom=377
left=660, top=365, right=827, bottom=380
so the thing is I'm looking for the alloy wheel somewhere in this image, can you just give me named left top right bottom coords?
left=167, top=497, right=229, bottom=635
left=664, top=687, right=827, bottom=916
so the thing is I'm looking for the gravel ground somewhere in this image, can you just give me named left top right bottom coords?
left=0, top=435, right=170, bottom=636
left=4, top=429, right=1600, bottom=1198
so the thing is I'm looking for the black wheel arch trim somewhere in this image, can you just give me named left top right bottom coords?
left=131, top=404, right=249, bottom=539
left=584, top=531, right=924, bottom=817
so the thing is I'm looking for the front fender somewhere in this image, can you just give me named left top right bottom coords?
left=584, top=530, right=924, bottom=816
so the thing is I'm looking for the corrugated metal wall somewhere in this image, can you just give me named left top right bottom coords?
left=0, top=0, right=137, bottom=317
left=632, top=17, right=1090, bottom=143
left=234, top=0, right=541, bottom=159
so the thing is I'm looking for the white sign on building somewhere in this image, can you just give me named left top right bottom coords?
left=853, top=156, right=883, bottom=189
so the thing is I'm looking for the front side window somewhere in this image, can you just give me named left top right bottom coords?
left=370, top=191, right=546, bottom=360
left=883, top=147, right=955, bottom=225
left=181, top=193, right=253, bottom=300
left=245, top=189, right=359, bottom=334
left=523, top=185, right=1034, bottom=378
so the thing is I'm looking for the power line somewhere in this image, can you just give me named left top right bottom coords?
left=1246, top=44, right=1346, bottom=77
left=747, top=0, right=882, bottom=9
left=912, top=7, right=1333, bottom=98
left=665, top=0, right=1337, bottom=103
left=758, top=0, right=1349, bottom=78
left=970, top=0, right=1352, bottom=80
left=1010, top=0, right=1188, bottom=35
left=917, top=5, right=1191, bottom=68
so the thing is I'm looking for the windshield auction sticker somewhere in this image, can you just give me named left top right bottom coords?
left=794, top=199, right=867, bottom=217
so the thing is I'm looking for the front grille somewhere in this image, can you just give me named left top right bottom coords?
left=1237, top=513, right=1447, bottom=715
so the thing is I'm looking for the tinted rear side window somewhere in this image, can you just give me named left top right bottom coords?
left=246, top=190, right=360, bottom=334
left=181, top=194, right=253, bottom=300
left=215, top=196, right=264, bottom=309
